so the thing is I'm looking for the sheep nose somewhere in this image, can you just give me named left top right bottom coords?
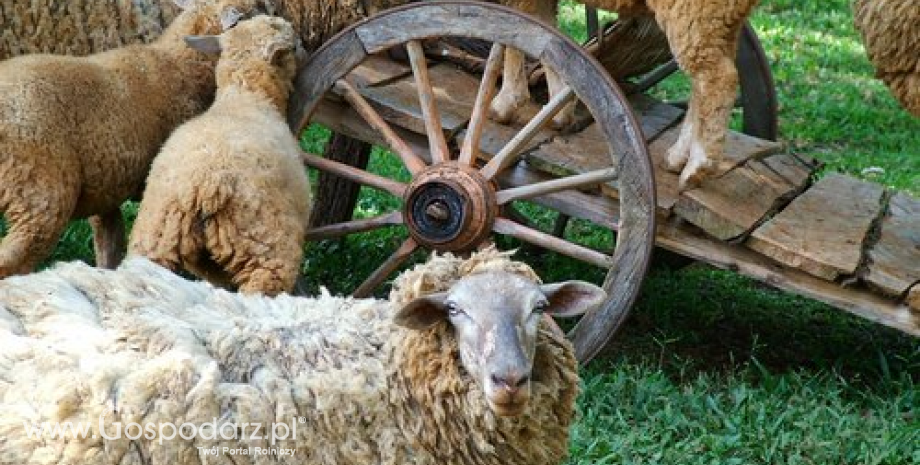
left=491, top=373, right=529, bottom=393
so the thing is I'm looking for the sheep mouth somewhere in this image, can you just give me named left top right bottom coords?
left=488, top=398, right=528, bottom=417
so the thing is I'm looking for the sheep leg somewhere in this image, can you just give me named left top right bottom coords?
left=0, top=178, right=77, bottom=278
left=89, top=209, right=126, bottom=269
left=544, top=64, right=578, bottom=129
left=662, top=27, right=741, bottom=190
left=490, top=46, right=530, bottom=124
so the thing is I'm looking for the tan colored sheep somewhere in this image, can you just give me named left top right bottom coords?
left=0, top=246, right=601, bottom=464
left=128, top=15, right=311, bottom=296
left=493, top=0, right=759, bottom=190
left=853, top=0, right=920, bottom=116
left=0, top=0, right=181, bottom=59
left=0, top=0, right=259, bottom=280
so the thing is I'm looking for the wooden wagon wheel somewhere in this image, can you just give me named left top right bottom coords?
left=288, top=1, right=656, bottom=364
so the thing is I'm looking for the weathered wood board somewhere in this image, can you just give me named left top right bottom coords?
left=348, top=54, right=411, bottom=87
left=864, top=192, right=920, bottom=297
left=359, top=63, right=481, bottom=136
left=747, top=174, right=886, bottom=280
left=674, top=153, right=814, bottom=241
left=657, top=220, right=919, bottom=337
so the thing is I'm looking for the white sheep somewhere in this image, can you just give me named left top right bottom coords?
left=0, top=247, right=603, bottom=464
left=0, top=0, right=258, bottom=279
left=128, top=15, right=311, bottom=296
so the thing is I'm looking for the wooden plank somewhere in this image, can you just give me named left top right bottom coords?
left=359, top=63, right=481, bottom=136
left=673, top=153, right=814, bottom=241
left=657, top=221, right=920, bottom=337
left=347, top=54, right=411, bottom=88
left=629, top=94, right=683, bottom=141
left=864, top=192, right=920, bottom=297
left=747, top=174, right=886, bottom=280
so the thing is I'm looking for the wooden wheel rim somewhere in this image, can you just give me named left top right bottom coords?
left=289, top=1, right=657, bottom=364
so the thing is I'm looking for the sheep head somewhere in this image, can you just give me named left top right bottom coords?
left=395, top=271, right=605, bottom=417
left=185, top=15, right=304, bottom=103
left=171, top=0, right=261, bottom=36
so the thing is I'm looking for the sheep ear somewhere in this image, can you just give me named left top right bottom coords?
left=220, top=6, right=245, bottom=31
left=172, top=0, right=194, bottom=10
left=540, top=281, right=606, bottom=318
left=394, top=293, right=448, bottom=330
left=184, top=35, right=222, bottom=56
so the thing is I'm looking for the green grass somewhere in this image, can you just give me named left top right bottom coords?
left=2, top=0, right=918, bottom=463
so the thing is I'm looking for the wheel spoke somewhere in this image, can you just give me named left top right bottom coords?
left=407, top=40, right=450, bottom=165
left=495, top=168, right=617, bottom=205
left=336, top=79, right=427, bottom=175
left=302, top=152, right=407, bottom=198
left=459, top=43, right=505, bottom=167
left=354, top=237, right=419, bottom=298
left=305, top=211, right=403, bottom=241
left=493, top=217, right=613, bottom=268
left=480, top=85, right=576, bottom=180
left=629, top=59, right=679, bottom=95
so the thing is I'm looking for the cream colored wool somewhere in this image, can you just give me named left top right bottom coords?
left=853, top=0, right=920, bottom=116
left=0, top=0, right=181, bottom=59
left=129, top=16, right=311, bottom=296
left=0, top=250, right=578, bottom=465
left=0, top=0, right=259, bottom=279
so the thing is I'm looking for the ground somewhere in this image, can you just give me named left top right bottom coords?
left=1, top=0, right=917, bottom=463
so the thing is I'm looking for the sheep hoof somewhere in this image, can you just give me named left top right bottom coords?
left=677, top=158, right=715, bottom=192
left=665, top=145, right=689, bottom=173
left=489, top=92, right=526, bottom=125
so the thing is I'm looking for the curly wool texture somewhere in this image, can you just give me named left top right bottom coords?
left=0, top=0, right=254, bottom=279
left=853, top=0, right=920, bottom=116
left=129, top=16, right=311, bottom=296
left=0, top=0, right=180, bottom=59
left=0, top=252, right=578, bottom=465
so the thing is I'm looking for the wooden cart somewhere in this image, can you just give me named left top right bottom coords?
left=288, top=1, right=920, bottom=364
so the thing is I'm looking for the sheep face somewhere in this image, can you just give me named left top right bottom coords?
left=395, top=272, right=605, bottom=417
left=173, top=0, right=261, bottom=35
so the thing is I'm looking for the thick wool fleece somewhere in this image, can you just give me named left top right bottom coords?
left=0, top=252, right=578, bottom=465
left=0, top=0, right=181, bottom=59
left=853, top=0, right=919, bottom=116
left=129, top=16, right=311, bottom=296
left=0, top=0, right=251, bottom=278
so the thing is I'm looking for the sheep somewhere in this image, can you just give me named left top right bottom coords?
left=491, top=0, right=759, bottom=190
left=128, top=15, right=311, bottom=296
left=853, top=0, right=919, bottom=117
left=0, top=0, right=260, bottom=280
left=0, top=0, right=181, bottom=60
left=0, top=246, right=603, bottom=464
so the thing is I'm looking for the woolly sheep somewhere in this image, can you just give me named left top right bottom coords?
left=0, top=0, right=181, bottom=59
left=0, top=0, right=259, bottom=280
left=492, top=0, right=759, bottom=190
left=853, top=0, right=919, bottom=116
left=128, top=15, right=311, bottom=296
left=0, top=247, right=603, bottom=464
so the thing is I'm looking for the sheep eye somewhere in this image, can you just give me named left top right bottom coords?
left=533, top=300, right=550, bottom=314
left=446, top=302, right=465, bottom=318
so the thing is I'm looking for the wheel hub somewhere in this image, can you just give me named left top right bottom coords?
left=404, top=163, right=496, bottom=252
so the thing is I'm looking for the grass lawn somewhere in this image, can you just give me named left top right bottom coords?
left=2, top=0, right=918, bottom=463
